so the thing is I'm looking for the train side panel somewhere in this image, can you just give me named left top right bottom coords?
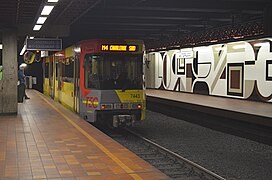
left=60, top=82, right=74, bottom=111
left=43, top=78, right=50, bottom=96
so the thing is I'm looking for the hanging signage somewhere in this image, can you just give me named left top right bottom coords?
left=26, top=38, right=62, bottom=51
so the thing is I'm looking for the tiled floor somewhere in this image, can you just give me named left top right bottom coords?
left=0, top=90, right=169, bottom=180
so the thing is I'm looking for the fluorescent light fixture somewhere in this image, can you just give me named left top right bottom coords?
left=29, top=36, right=35, bottom=39
left=48, top=0, right=59, bottom=2
left=74, top=47, right=81, bottom=53
left=20, top=45, right=26, bottom=55
left=0, top=44, right=2, bottom=49
left=33, top=25, right=42, bottom=31
left=210, top=40, right=218, bottom=43
left=233, top=36, right=244, bottom=39
left=41, top=5, right=54, bottom=15
left=36, top=17, right=47, bottom=24
left=55, top=53, right=64, bottom=57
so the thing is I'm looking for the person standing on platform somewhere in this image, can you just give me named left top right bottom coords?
left=18, top=63, right=30, bottom=101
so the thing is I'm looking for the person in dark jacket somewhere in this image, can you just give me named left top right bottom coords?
left=18, top=63, right=30, bottom=100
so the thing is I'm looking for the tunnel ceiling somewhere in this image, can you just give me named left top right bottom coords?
left=0, top=0, right=270, bottom=49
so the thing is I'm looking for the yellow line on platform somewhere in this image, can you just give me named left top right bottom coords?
left=36, top=92, right=142, bottom=180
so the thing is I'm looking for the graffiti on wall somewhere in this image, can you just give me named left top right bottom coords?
left=145, top=38, right=272, bottom=102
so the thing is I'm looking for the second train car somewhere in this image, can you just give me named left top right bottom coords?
left=43, top=39, right=146, bottom=127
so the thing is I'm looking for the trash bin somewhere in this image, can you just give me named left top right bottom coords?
left=18, top=83, right=25, bottom=103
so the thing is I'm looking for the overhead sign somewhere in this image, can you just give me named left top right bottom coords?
left=101, top=44, right=137, bottom=52
left=177, top=51, right=193, bottom=59
left=26, top=38, right=62, bottom=51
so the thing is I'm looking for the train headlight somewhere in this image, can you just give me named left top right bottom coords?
left=131, top=103, right=142, bottom=109
left=137, top=104, right=142, bottom=109
left=101, top=104, right=113, bottom=110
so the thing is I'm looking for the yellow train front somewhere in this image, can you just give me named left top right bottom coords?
left=43, top=39, right=146, bottom=127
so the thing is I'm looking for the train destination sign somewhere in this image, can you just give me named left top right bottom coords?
left=101, top=44, right=137, bottom=52
left=26, top=38, right=62, bottom=51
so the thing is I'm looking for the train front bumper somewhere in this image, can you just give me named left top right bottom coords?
left=113, top=114, right=136, bottom=127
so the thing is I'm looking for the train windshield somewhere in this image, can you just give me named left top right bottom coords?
left=84, top=54, right=143, bottom=90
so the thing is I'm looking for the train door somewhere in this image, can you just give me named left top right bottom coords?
left=49, top=57, right=54, bottom=99
left=57, top=60, right=63, bottom=102
left=54, top=59, right=59, bottom=101
left=43, top=59, right=50, bottom=96
left=73, top=55, right=80, bottom=113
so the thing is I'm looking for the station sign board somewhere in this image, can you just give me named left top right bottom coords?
left=26, top=38, right=62, bottom=51
left=177, top=51, right=193, bottom=59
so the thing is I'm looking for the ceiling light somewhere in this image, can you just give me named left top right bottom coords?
left=41, top=5, right=54, bottom=15
left=74, top=47, right=81, bottom=53
left=55, top=53, right=64, bottom=57
left=20, top=45, right=26, bottom=55
left=48, top=0, right=59, bottom=2
left=0, top=44, right=2, bottom=49
left=29, top=37, right=35, bottom=39
left=210, top=40, right=218, bottom=43
left=36, top=17, right=47, bottom=24
left=33, top=25, right=42, bottom=31
left=233, top=36, right=244, bottom=39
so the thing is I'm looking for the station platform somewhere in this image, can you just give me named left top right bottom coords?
left=0, top=90, right=169, bottom=180
left=146, top=89, right=272, bottom=128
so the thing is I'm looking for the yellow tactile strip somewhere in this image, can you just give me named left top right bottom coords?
left=0, top=90, right=169, bottom=179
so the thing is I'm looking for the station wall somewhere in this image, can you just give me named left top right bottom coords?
left=145, top=38, right=272, bottom=103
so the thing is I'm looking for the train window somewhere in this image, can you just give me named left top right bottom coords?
left=44, top=62, right=49, bottom=78
left=62, top=57, right=74, bottom=82
left=49, top=60, right=53, bottom=78
left=84, top=53, right=143, bottom=90
left=84, top=54, right=101, bottom=89
left=48, top=59, right=53, bottom=88
left=55, top=62, right=59, bottom=78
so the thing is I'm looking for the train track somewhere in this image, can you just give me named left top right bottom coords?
left=147, top=97, right=272, bottom=146
left=98, top=126, right=226, bottom=180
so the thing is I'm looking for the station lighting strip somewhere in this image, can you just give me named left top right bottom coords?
left=19, top=37, right=35, bottom=55
left=20, top=0, right=59, bottom=55
left=33, top=0, right=59, bottom=31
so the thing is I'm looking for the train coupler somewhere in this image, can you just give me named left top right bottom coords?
left=112, top=115, right=136, bottom=127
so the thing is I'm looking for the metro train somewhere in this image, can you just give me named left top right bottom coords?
left=43, top=39, right=146, bottom=127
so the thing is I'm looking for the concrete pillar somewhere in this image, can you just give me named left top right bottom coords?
left=264, top=2, right=272, bottom=36
left=0, top=29, right=17, bottom=114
